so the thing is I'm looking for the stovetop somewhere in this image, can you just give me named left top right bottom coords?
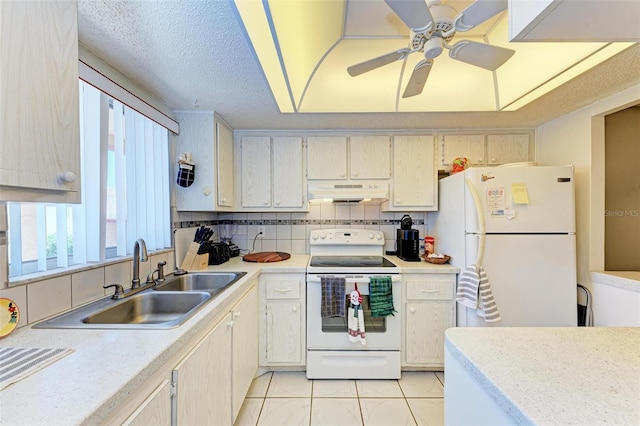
left=309, top=256, right=397, bottom=268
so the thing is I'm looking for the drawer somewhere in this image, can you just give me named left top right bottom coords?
left=265, top=280, right=301, bottom=299
left=405, top=279, right=454, bottom=301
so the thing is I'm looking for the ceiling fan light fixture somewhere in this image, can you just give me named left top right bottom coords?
left=423, top=37, right=444, bottom=59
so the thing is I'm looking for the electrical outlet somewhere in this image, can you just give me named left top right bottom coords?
left=257, top=226, right=265, bottom=238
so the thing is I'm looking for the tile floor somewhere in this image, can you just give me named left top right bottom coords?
left=235, top=371, right=445, bottom=426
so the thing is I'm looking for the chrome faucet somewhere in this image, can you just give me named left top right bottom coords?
left=131, top=238, right=149, bottom=289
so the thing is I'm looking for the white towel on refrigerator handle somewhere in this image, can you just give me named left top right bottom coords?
left=456, top=264, right=501, bottom=322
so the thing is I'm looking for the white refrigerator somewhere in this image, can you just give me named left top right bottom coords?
left=429, top=165, right=577, bottom=327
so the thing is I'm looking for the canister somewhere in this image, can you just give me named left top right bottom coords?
left=424, top=236, right=435, bottom=255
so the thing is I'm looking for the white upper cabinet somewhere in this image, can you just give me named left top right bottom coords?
left=385, top=135, right=437, bottom=211
left=241, top=136, right=272, bottom=208
left=349, top=136, right=391, bottom=179
left=442, top=134, right=485, bottom=166
left=174, top=113, right=235, bottom=211
left=509, top=0, right=640, bottom=42
left=307, top=136, right=347, bottom=180
left=440, top=132, right=532, bottom=168
left=486, top=134, right=530, bottom=165
left=0, top=0, right=80, bottom=203
left=240, top=135, right=306, bottom=210
left=273, top=137, right=304, bottom=208
left=216, top=121, right=235, bottom=207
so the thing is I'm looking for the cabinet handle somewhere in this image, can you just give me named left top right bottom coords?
left=420, top=289, right=439, bottom=293
left=234, top=311, right=241, bottom=319
left=478, top=158, right=483, bottom=162
left=491, top=158, right=497, bottom=163
left=340, top=173, right=345, bottom=178
left=57, top=171, right=77, bottom=184
left=227, top=321, right=233, bottom=328
left=292, top=306, right=298, bottom=312
left=275, top=288, right=291, bottom=293
left=264, top=200, right=269, bottom=205
left=409, top=307, right=416, bottom=313
left=397, top=199, right=402, bottom=204
left=275, top=201, right=281, bottom=205
left=352, top=172, right=358, bottom=177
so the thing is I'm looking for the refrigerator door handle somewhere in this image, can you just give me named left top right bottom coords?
left=466, top=178, right=486, bottom=266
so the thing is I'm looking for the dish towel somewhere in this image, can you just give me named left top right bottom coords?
left=348, top=286, right=366, bottom=345
left=321, top=276, right=346, bottom=318
left=369, top=276, right=397, bottom=317
left=0, top=347, right=74, bottom=391
left=456, top=264, right=501, bottom=322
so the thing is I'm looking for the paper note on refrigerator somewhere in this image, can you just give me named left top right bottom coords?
left=511, top=183, right=530, bottom=204
left=486, top=187, right=505, bottom=210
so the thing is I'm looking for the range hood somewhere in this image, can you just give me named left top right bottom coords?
left=307, top=182, right=388, bottom=203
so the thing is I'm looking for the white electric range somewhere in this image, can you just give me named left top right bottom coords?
left=306, top=229, right=402, bottom=379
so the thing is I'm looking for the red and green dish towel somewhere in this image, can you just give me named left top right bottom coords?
left=369, top=276, right=397, bottom=317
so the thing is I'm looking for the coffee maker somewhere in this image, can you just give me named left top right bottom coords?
left=397, top=215, right=420, bottom=262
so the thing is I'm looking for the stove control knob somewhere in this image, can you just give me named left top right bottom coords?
left=311, top=232, right=319, bottom=240
left=319, top=232, right=327, bottom=239
left=376, top=233, right=383, bottom=240
left=368, top=232, right=374, bottom=239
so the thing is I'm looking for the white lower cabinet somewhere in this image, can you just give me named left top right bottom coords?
left=122, top=380, right=172, bottom=426
left=402, top=274, right=456, bottom=369
left=173, top=312, right=233, bottom=425
left=259, top=273, right=306, bottom=366
left=172, top=283, right=258, bottom=425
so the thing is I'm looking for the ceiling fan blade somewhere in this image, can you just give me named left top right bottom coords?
left=402, top=59, right=433, bottom=98
left=347, top=48, right=410, bottom=77
left=454, top=0, right=508, bottom=32
left=449, top=40, right=514, bottom=71
left=384, top=0, right=434, bottom=32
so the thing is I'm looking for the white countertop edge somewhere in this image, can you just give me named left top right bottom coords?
left=444, top=333, right=533, bottom=425
left=590, top=270, right=640, bottom=293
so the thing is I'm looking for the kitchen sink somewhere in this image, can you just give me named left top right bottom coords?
left=154, top=272, right=246, bottom=294
left=83, top=291, right=210, bottom=325
left=34, top=291, right=212, bottom=330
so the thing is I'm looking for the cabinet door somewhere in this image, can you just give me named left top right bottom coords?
left=443, top=134, right=485, bottom=166
left=487, top=134, right=530, bottom=165
left=307, top=136, right=347, bottom=179
left=273, top=136, right=304, bottom=208
left=241, top=136, right=272, bottom=207
left=216, top=120, right=235, bottom=207
left=265, top=302, right=303, bottom=364
left=174, top=314, right=233, bottom=426
left=392, top=135, right=436, bottom=209
left=405, top=301, right=454, bottom=366
left=122, top=380, right=171, bottom=426
left=349, top=136, right=391, bottom=179
left=232, top=286, right=259, bottom=421
left=0, top=1, right=80, bottom=200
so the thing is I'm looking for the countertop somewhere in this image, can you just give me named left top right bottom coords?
left=591, top=270, right=640, bottom=293
left=0, top=254, right=456, bottom=425
left=445, top=327, right=640, bottom=425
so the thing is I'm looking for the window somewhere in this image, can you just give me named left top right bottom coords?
left=7, top=82, right=171, bottom=279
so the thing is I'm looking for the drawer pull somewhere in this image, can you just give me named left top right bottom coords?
left=420, top=289, right=439, bottom=293
left=275, top=288, right=292, bottom=293
left=409, top=307, right=416, bottom=313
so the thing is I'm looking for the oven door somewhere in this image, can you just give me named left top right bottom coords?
left=306, top=274, right=401, bottom=350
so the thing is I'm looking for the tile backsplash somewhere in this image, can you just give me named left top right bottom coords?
left=176, top=203, right=429, bottom=256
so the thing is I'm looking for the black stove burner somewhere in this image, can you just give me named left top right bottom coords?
left=309, top=256, right=397, bottom=268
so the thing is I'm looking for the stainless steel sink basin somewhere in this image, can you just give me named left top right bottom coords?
left=34, top=291, right=211, bottom=330
left=83, top=291, right=210, bottom=325
left=154, top=272, right=246, bottom=294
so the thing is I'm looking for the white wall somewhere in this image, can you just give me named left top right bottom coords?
left=536, top=84, right=640, bottom=286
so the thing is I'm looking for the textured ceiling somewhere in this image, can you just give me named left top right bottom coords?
left=77, top=0, right=640, bottom=130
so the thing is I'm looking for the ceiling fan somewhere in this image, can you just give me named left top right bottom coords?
left=347, top=0, right=515, bottom=98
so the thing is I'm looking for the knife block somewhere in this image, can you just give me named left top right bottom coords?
left=180, top=242, right=208, bottom=271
